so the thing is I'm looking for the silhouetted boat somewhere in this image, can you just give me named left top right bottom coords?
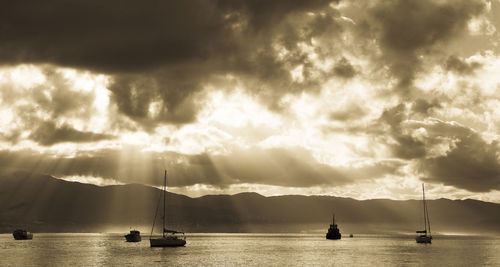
left=349, top=234, right=353, bottom=238
left=326, top=214, right=341, bottom=240
left=13, top=229, right=33, bottom=240
left=149, top=170, right=186, bottom=247
left=124, top=229, right=141, bottom=242
left=416, top=183, right=432, bottom=244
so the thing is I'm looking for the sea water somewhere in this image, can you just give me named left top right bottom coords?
left=0, top=233, right=499, bottom=266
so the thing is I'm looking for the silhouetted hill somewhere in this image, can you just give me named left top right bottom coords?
left=1, top=170, right=499, bottom=234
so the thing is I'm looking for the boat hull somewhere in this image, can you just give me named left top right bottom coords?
left=125, top=234, right=141, bottom=242
left=326, top=233, right=341, bottom=240
left=150, top=237, right=186, bottom=247
left=13, top=233, right=33, bottom=240
left=13, top=230, right=33, bottom=240
left=415, top=235, right=432, bottom=244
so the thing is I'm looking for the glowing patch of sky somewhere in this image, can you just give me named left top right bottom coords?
left=1, top=48, right=500, bottom=202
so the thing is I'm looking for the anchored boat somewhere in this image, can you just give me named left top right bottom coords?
left=13, top=229, right=33, bottom=240
left=124, top=229, right=141, bottom=242
left=326, top=214, right=342, bottom=240
left=149, top=170, right=186, bottom=247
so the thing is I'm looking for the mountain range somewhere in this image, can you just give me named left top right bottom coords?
left=1, top=170, right=499, bottom=234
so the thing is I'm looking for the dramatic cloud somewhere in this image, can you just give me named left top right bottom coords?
left=445, top=55, right=482, bottom=74
left=30, top=121, right=114, bottom=146
left=378, top=104, right=426, bottom=159
left=411, top=99, right=442, bottom=116
left=330, top=104, right=366, bottom=121
left=332, top=57, right=357, bottom=78
left=0, top=66, right=113, bottom=146
left=376, top=101, right=500, bottom=192
left=0, top=0, right=348, bottom=125
left=395, top=119, right=500, bottom=192
left=1, top=0, right=500, bottom=201
left=369, top=0, right=485, bottom=89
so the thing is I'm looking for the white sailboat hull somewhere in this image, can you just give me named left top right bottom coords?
left=150, top=237, right=186, bottom=247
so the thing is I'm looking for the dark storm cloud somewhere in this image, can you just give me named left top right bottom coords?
left=109, top=73, right=200, bottom=127
left=378, top=104, right=426, bottom=159
left=411, top=99, right=441, bottom=116
left=29, top=121, right=114, bottom=146
left=373, top=100, right=500, bottom=192
left=332, top=57, right=357, bottom=78
left=0, top=146, right=402, bottom=188
left=0, top=0, right=344, bottom=125
left=369, top=0, right=484, bottom=90
left=445, top=55, right=482, bottom=75
left=0, top=1, right=229, bottom=72
left=409, top=120, right=500, bottom=192
left=329, top=104, right=366, bottom=121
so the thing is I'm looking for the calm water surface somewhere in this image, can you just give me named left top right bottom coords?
left=0, top=233, right=499, bottom=266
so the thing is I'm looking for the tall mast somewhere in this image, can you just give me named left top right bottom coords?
left=332, top=213, right=335, bottom=225
left=423, top=184, right=431, bottom=236
left=163, top=170, right=166, bottom=237
left=422, top=183, right=427, bottom=234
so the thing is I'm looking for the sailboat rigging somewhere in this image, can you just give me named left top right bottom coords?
left=150, top=170, right=186, bottom=247
left=415, top=183, right=432, bottom=244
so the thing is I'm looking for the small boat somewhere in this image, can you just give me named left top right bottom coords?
left=415, top=183, right=432, bottom=244
left=150, top=170, right=186, bottom=247
left=124, top=229, right=141, bottom=242
left=326, top=214, right=342, bottom=240
left=13, top=229, right=33, bottom=240
left=349, top=234, right=354, bottom=238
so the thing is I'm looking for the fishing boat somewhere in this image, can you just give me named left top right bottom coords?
left=415, top=183, right=432, bottom=244
left=124, top=229, right=141, bottom=242
left=13, top=229, right=33, bottom=240
left=326, top=214, right=342, bottom=240
left=150, top=170, right=186, bottom=247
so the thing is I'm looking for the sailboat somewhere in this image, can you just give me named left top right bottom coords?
left=326, top=214, right=342, bottom=240
left=415, top=183, right=432, bottom=244
left=150, top=170, right=186, bottom=247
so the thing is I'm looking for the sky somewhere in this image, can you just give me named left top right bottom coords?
left=1, top=0, right=500, bottom=202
